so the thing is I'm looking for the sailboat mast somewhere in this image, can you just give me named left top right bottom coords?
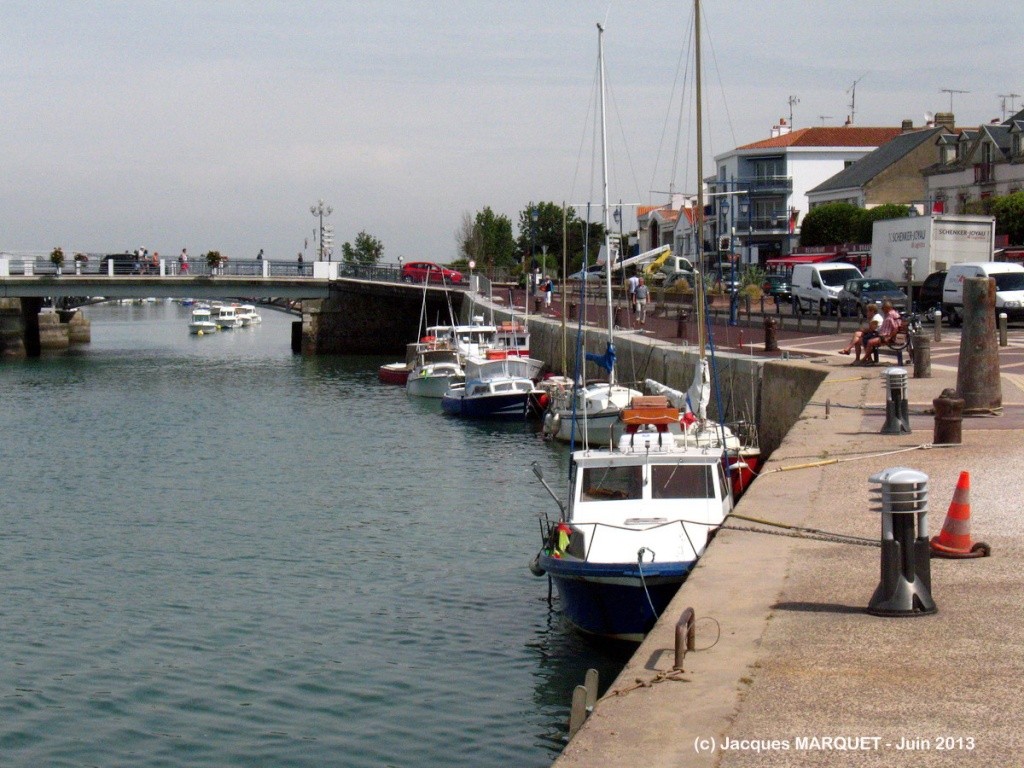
left=597, top=22, right=616, bottom=386
left=693, top=0, right=706, bottom=355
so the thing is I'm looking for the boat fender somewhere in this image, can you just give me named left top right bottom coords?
left=528, top=552, right=545, bottom=577
left=542, top=411, right=560, bottom=439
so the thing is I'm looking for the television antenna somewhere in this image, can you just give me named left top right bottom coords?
left=999, top=92, right=1021, bottom=121
left=847, top=72, right=868, bottom=124
left=787, top=95, right=800, bottom=127
left=940, top=88, right=969, bottom=112
left=818, top=115, right=833, bottom=125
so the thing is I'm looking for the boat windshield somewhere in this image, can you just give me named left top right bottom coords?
left=651, top=463, right=717, bottom=499
left=581, top=465, right=642, bottom=502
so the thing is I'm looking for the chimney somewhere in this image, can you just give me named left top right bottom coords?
left=934, top=112, right=955, bottom=130
left=844, top=115, right=853, bottom=126
left=771, top=117, right=791, bottom=138
left=901, top=119, right=914, bottom=132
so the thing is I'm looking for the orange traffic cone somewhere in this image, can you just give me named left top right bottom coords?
left=930, top=471, right=991, bottom=559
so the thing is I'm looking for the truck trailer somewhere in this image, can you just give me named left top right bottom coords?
left=869, top=214, right=995, bottom=290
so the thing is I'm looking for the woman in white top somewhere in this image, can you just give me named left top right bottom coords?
left=838, top=303, right=882, bottom=363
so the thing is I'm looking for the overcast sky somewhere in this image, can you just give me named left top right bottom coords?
left=2, top=1, right=1018, bottom=263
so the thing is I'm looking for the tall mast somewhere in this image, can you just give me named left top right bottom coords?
left=597, top=22, right=616, bottom=386
left=693, top=0, right=706, bottom=356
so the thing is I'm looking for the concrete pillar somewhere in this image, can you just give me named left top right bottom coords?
left=0, top=298, right=27, bottom=359
left=956, top=277, right=1001, bottom=413
left=38, top=311, right=70, bottom=350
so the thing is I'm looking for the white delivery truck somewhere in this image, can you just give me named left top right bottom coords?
left=870, top=214, right=995, bottom=289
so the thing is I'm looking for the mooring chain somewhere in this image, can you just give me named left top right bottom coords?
left=720, top=523, right=880, bottom=547
left=603, top=667, right=691, bottom=699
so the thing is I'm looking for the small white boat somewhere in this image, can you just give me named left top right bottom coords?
left=214, top=305, right=243, bottom=329
left=237, top=304, right=262, bottom=326
left=406, top=347, right=465, bottom=398
left=188, top=307, right=218, bottom=335
left=441, top=356, right=541, bottom=418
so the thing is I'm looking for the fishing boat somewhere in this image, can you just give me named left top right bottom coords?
left=406, top=347, right=465, bottom=398
left=530, top=395, right=733, bottom=641
left=441, top=355, right=541, bottom=419
left=187, top=306, right=218, bottom=335
left=379, top=342, right=424, bottom=385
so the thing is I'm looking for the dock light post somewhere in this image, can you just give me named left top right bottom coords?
left=310, top=199, right=333, bottom=261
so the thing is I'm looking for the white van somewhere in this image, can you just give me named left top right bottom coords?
left=791, top=263, right=863, bottom=315
left=941, top=261, right=1024, bottom=326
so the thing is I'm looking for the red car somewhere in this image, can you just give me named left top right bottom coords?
left=401, top=261, right=463, bottom=285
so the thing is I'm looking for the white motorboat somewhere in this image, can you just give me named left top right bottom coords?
left=188, top=307, right=218, bottom=335
left=406, top=347, right=465, bottom=398
left=441, top=356, right=540, bottom=419
left=214, top=305, right=243, bottom=329
left=237, top=304, right=262, bottom=326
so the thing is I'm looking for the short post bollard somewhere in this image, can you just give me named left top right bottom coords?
left=676, top=309, right=689, bottom=339
left=569, top=301, right=578, bottom=321
left=867, top=467, right=936, bottom=617
left=881, top=367, right=911, bottom=434
left=763, top=315, right=779, bottom=352
left=999, top=312, right=1008, bottom=347
left=912, top=332, right=931, bottom=378
left=932, top=387, right=964, bottom=445
left=933, top=311, right=942, bottom=342
left=613, top=305, right=624, bottom=328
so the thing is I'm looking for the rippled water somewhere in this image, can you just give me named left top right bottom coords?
left=0, top=302, right=628, bottom=768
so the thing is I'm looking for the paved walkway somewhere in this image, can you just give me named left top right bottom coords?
left=545, top=321, right=1024, bottom=766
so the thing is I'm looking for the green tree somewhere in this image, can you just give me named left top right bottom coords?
left=799, top=203, right=861, bottom=246
left=514, top=201, right=613, bottom=277
left=341, top=231, right=384, bottom=266
left=852, top=203, right=912, bottom=243
left=456, top=207, right=516, bottom=276
left=990, top=191, right=1024, bottom=244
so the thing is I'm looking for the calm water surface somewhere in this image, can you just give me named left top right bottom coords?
left=0, top=302, right=628, bottom=768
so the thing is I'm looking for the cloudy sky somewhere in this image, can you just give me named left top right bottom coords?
left=2, top=1, right=1017, bottom=263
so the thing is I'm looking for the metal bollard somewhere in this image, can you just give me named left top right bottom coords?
left=569, top=301, right=578, bottom=321
left=881, top=367, right=911, bottom=434
left=932, top=387, right=964, bottom=445
left=999, top=312, right=1008, bottom=346
left=763, top=315, right=779, bottom=352
left=867, top=467, right=936, bottom=617
left=613, top=306, right=624, bottom=328
left=911, top=332, right=931, bottom=378
left=933, top=311, right=942, bottom=342
left=676, top=309, right=689, bottom=339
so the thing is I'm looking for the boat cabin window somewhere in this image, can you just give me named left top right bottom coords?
left=581, top=465, right=642, bottom=502
left=651, top=464, right=716, bottom=500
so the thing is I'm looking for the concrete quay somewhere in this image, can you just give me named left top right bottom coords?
left=551, top=351, right=1024, bottom=766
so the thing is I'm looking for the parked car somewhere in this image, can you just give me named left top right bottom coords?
left=401, top=261, right=463, bottom=285
left=762, top=274, right=791, bottom=302
left=917, top=270, right=946, bottom=322
left=836, top=278, right=907, bottom=317
left=566, top=264, right=606, bottom=282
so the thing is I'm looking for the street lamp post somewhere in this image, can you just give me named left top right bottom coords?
left=310, top=199, right=333, bottom=261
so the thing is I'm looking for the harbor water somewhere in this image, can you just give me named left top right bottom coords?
left=0, top=301, right=629, bottom=768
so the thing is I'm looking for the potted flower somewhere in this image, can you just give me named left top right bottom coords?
left=205, top=250, right=223, bottom=275
left=74, top=252, right=88, bottom=274
left=50, top=246, right=65, bottom=276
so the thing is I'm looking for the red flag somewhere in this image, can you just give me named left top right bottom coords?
left=788, top=209, right=798, bottom=234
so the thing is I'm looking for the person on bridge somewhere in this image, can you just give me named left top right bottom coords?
left=179, top=249, right=189, bottom=274
left=297, top=252, right=304, bottom=275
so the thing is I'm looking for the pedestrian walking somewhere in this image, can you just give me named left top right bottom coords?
left=627, top=273, right=639, bottom=314
left=635, top=277, right=649, bottom=325
left=297, top=252, right=304, bottom=275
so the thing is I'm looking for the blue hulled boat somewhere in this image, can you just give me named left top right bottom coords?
left=531, top=398, right=733, bottom=642
left=441, top=356, right=541, bottom=419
